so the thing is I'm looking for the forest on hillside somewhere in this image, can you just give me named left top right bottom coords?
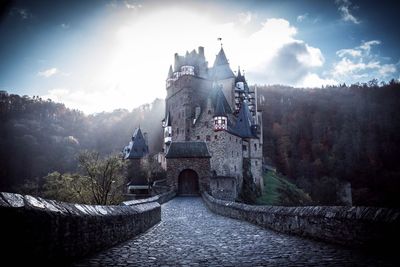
left=0, top=80, right=399, bottom=207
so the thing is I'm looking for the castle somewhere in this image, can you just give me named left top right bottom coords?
left=124, top=46, right=263, bottom=200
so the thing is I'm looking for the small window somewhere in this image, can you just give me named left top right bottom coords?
left=254, top=143, right=257, bottom=150
left=232, top=151, right=233, bottom=157
left=197, top=136, right=200, bottom=140
left=237, top=151, right=239, bottom=156
left=204, top=122, right=209, bottom=128
left=236, top=138, right=238, bottom=143
left=206, top=135, right=211, bottom=141
left=208, top=110, right=211, bottom=114
left=234, top=165, right=236, bottom=172
left=242, top=145, right=247, bottom=151
left=187, top=129, right=190, bottom=133
left=255, top=161, right=258, bottom=166
left=230, top=136, right=232, bottom=141
left=215, top=135, right=218, bottom=140
left=177, top=128, right=179, bottom=134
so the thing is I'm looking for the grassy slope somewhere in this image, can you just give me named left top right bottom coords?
left=256, top=171, right=312, bottom=206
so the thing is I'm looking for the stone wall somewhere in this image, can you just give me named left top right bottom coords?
left=121, top=190, right=176, bottom=206
left=0, top=192, right=161, bottom=264
left=202, top=192, right=400, bottom=247
left=166, top=157, right=211, bottom=192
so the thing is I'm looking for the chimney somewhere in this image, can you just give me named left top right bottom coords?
left=198, top=46, right=204, bottom=58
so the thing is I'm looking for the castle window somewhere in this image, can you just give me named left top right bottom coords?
left=237, top=152, right=239, bottom=156
left=206, top=135, right=211, bottom=141
left=187, top=129, right=190, bottom=133
left=204, top=122, right=209, bottom=128
left=232, top=151, right=233, bottom=157
left=255, top=161, right=258, bottom=166
left=236, top=138, right=238, bottom=143
left=242, top=145, right=247, bottom=151
left=234, top=165, right=237, bottom=172
left=230, top=136, right=232, bottom=141
left=197, top=136, right=200, bottom=140
left=208, top=110, right=211, bottom=115
left=215, top=135, right=218, bottom=140
left=177, top=128, right=179, bottom=134
left=254, top=143, right=257, bottom=151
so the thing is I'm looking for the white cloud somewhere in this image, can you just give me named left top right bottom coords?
left=38, top=68, right=58, bottom=78
left=124, top=1, right=142, bottom=10
left=61, top=23, right=70, bottom=29
left=331, top=40, right=397, bottom=82
left=297, top=13, right=308, bottom=22
left=40, top=8, right=334, bottom=113
left=335, top=0, right=360, bottom=24
left=238, top=11, right=252, bottom=25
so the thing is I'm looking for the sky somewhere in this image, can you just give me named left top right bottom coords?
left=1, top=0, right=399, bottom=114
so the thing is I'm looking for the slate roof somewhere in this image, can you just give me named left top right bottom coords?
left=165, top=141, right=211, bottom=158
left=229, top=102, right=257, bottom=139
left=124, top=128, right=149, bottom=159
left=211, top=48, right=235, bottom=80
left=214, top=88, right=228, bottom=117
left=235, top=67, right=246, bottom=83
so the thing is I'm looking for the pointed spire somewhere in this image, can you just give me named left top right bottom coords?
left=236, top=66, right=246, bottom=83
left=214, top=89, right=227, bottom=117
left=167, top=65, right=173, bottom=79
left=213, top=47, right=229, bottom=67
left=232, top=102, right=255, bottom=138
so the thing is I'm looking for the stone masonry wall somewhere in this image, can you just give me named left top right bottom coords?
left=166, top=157, right=211, bottom=192
left=202, top=192, right=400, bottom=247
left=0, top=192, right=161, bottom=264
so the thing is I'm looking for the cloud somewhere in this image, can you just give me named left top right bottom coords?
left=39, top=9, right=335, bottom=113
left=331, top=40, right=397, bottom=82
left=10, top=8, right=33, bottom=20
left=297, top=13, right=308, bottom=22
left=38, top=68, right=58, bottom=78
left=238, top=11, right=252, bottom=25
left=61, top=23, right=70, bottom=29
left=124, top=1, right=142, bottom=10
left=335, top=0, right=360, bottom=24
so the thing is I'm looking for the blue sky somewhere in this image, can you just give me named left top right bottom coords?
left=0, top=0, right=399, bottom=113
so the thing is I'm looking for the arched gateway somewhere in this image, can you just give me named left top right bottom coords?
left=178, top=169, right=199, bottom=196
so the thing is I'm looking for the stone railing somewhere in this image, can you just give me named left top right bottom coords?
left=202, top=192, right=400, bottom=247
left=121, top=190, right=176, bottom=206
left=0, top=192, right=161, bottom=264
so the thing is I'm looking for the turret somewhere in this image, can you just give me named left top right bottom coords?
left=213, top=89, right=228, bottom=132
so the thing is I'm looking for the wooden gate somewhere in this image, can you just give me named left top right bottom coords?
left=178, top=169, right=199, bottom=196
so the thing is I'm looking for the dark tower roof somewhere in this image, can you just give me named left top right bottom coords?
left=235, top=67, right=246, bottom=83
left=165, top=142, right=211, bottom=158
left=167, top=65, right=173, bottom=79
left=213, top=47, right=229, bottom=66
left=211, top=47, right=234, bottom=80
left=125, top=128, right=149, bottom=159
left=209, top=85, right=232, bottom=115
left=230, top=102, right=256, bottom=138
left=214, top=89, right=228, bottom=117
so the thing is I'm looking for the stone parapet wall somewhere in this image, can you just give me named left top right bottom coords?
left=0, top=192, right=161, bottom=264
left=202, top=192, right=400, bottom=247
left=121, top=190, right=176, bottom=206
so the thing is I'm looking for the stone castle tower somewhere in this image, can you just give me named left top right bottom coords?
left=161, top=46, right=263, bottom=200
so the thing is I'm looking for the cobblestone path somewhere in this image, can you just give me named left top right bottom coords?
left=74, top=197, right=395, bottom=266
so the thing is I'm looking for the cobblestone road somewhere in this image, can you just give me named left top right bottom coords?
left=74, top=197, right=395, bottom=266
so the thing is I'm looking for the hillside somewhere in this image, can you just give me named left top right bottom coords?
left=1, top=81, right=400, bottom=207
left=257, top=171, right=312, bottom=206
